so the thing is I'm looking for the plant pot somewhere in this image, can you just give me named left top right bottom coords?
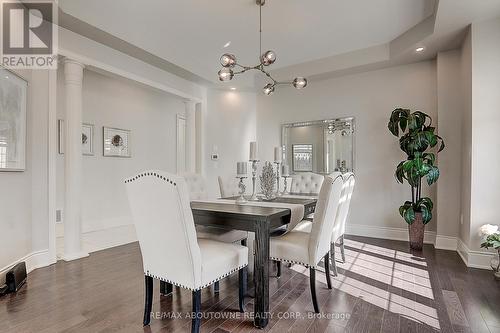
left=408, top=212, right=425, bottom=250
left=491, top=250, right=500, bottom=280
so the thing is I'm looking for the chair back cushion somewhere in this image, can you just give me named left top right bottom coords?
left=182, top=173, right=208, bottom=200
left=308, top=173, right=343, bottom=265
left=218, top=176, right=240, bottom=198
left=290, top=172, right=324, bottom=194
left=125, top=171, right=202, bottom=289
left=338, top=173, right=355, bottom=237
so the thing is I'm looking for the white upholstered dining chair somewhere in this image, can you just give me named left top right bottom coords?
left=183, top=173, right=248, bottom=292
left=182, top=172, right=209, bottom=200
left=293, top=172, right=355, bottom=276
left=333, top=173, right=355, bottom=269
left=183, top=173, right=247, bottom=241
left=125, top=171, right=248, bottom=332
left=269, top=174, right=343, bottom=313
left=290, top=172, right=324, bottom=194
left=218, top=175, right=241, bottom=198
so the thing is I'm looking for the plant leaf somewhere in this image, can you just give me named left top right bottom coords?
left=426, top=166, right=440, bottom=185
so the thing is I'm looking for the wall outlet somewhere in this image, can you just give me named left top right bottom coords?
left=211, top=153, right=219, bottom=161
left=56, top=209, right=62, bottom=223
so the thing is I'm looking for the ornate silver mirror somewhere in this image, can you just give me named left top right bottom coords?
left=281, top=117, right=355, bottom=174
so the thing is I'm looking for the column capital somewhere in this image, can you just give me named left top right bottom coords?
left=184, top=100, right=197, bottom=107
left=64, top=58, right=85, bottom=69
left=64, top=58, right=85, bottom=85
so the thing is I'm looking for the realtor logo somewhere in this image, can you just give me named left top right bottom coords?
left=1, top=0, right=57, bottom=69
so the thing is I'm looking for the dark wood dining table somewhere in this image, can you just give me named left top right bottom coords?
left=190, top=195, right=317, bottom=329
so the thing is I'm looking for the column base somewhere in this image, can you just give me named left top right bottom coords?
left=62, top=251, right=89, bottom=262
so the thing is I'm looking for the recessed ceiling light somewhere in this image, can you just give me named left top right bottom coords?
left=223, top=41, right=231, bottom=48
left=230, top=87, right=236, bottom=90
left=416, top=47, right=425, bottom=53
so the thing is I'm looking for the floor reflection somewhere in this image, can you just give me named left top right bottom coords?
left=291, top=239, right=441, bottom=330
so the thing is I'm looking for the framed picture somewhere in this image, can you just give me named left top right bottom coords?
left=292, top=144, right=313, bottom=172
left=81, top=124, right=94, bottom=155
left=0, top=68, right=27, bottom=171
left=58, top=120, right=95, bottom=156
left=103, top=127, right=131, bottom=157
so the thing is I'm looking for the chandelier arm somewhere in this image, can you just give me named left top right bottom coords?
left=233, top=68, right=251, bottom=75
left=258, top=68, right=278, bottom=84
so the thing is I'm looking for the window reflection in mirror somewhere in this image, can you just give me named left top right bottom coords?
left=281, top=118, right=355, bottom=175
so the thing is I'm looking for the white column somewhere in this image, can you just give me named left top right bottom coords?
left=185, top=101, right=196, bottom=173
left=63, top=59, right=88, bottom=261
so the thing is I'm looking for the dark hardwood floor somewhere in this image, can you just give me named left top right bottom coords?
left=1, top=235, right=499, bottom=333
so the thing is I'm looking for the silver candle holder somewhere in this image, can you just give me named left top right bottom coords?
left=236, top=176, right=248, bottom=205
left=282, top=175, right=291, bottom=195
left=249, top=160, right=260, bottom=201
left=274, top=161, right=281, bottom=197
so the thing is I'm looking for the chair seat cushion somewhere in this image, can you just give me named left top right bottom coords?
left=292, top=219, right=342, bottom=244
left=293, top=220, right=313, bottom=233
left=198, top=238, right=248, bottom=288
left=196, top=225, right=248, bottom=243
left=270, top=230, right=311, bottom=266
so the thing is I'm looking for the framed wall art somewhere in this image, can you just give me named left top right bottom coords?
left=103, top=127, right=131, bottom=157
left=58, top=120, right=95, bottom=156
left=0, top=68, right=27, bottom=171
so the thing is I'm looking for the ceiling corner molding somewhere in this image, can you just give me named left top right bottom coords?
left=268, top=44, right=391, bottom=83
left=58, top=8, right=212, bottom=86
left=390, top=14, right=437, bottom=57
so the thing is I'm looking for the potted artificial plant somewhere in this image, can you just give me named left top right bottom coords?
left=480, top=224, right=500, bottom=279
left=388, top=108, right=445, bottom=250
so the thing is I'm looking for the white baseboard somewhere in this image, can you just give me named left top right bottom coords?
left=82, top=216, right=134, bottom=234
left=346, top=223, right=436, bottom=244
left=61, top=251, right=90, bottom=262
left=435, top=235, right=458, bottom=250
left=457, top=239, right=493, bottom=269
left=0, top=249, right=55, bottom=284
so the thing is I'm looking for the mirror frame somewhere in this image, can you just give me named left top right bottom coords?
left=281, top=117, right=356, bottom=174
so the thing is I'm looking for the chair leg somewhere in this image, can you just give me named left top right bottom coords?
left=309, top=268, right=320, bottom=313
left=238, top=266, right=247, bottom=312
left=214, top=281, right=220, bottom=293
left=191, top=290, right=201, bottom=333
left=143, top=275, right=153, bottom=326
left=340, top=235, right=346, bottom=263
left=324, top=252, right=332, bottom=290
left=276, top=261, right=282, bottom=278
left=330, top=242, right=338, bottom=277
left=160, top=281, right=173, bottom=296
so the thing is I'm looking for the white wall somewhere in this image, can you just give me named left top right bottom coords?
left=0, top=68, right=52, bottom=281
left=459, top=28, right=472, bottom=246
left=57, top=69, right=185, bottom=233
left=257, top=61, right=438, bottom=233
left=469, top=17, right=500, bottom=250
left=204, top=89, right=257, bottom=197
left=436, top=50, right=463, bottom=243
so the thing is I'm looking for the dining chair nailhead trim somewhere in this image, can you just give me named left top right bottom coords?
left=270, top=256, right=312, bottom=268
left=124, top=172, right=176, bottom=186
left=145, top=263, right=248, bottom=291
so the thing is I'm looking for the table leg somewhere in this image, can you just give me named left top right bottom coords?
left=253, top=220, right=270, bottom=328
